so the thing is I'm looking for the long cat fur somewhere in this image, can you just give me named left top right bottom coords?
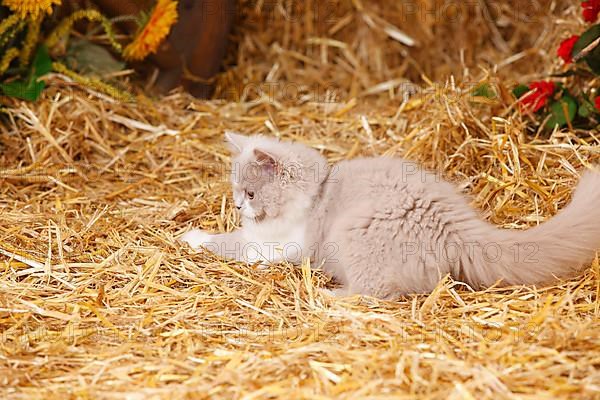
left=181, top=132, right=600, bottom=299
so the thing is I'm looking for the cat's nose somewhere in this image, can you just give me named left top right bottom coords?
left=236, top=205, right=241, bottom=210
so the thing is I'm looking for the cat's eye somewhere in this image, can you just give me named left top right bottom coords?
left=247, top=191, right=255, bottom=200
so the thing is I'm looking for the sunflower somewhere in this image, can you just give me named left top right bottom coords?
left=123, top=0, right=179, bottom=61
left=2, top=0, right=61, bottom=20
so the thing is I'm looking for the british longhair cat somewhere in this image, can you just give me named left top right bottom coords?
left=181, top=132, right=600, bottom=299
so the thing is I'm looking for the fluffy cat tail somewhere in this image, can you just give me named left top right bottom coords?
left=463, top=169, right=600, bottom=288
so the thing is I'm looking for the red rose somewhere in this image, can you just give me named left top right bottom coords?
left=595, top=96, right=600, bottom=112
left=557, top=35, right=580, bottom=63
left=582, top=0, right=600, bottom=22
left=519, top=81, right=556, bottom=113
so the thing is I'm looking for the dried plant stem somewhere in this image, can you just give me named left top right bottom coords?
left=52, top=61, right=133, bottom=102
left=20, top=17, right=42, bottom=67
left=45, top=9, right=122, bottom=53
left=0, top=13, right=20, bottom=37
left=0, top=47, right=19, bottom=75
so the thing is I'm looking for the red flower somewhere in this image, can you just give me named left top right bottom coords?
left=519, top=81, right=556, bottom=113
left=595, top=96, right=600, bottom=112
left=582, top=0, right=600, bottom=22
left=557, top=35, right=580, bottom=63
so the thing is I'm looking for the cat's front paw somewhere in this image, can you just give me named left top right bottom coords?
left=180, top=229, right=213, bottom=250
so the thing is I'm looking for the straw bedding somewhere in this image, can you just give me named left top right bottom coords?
left=1, top=0, right=600, bottom=399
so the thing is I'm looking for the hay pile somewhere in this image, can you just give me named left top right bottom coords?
left=1, top=0, right=600, bottom=398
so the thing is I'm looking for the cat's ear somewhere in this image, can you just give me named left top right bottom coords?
left=224, top=131, right=247, bottom=154
left=253, top=148, right=277, bottom=174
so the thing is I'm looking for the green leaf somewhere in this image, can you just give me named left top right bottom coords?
left=578, top=98, right=595, bottom=118
left=572, top=25, right=600, bottom=75
left=136, top=10, right=151, bottom=30
left=0, top=45, right=51, bottom=101
left=512, top=84, right=529, bottom=99
left=472, top=83, right=497, bottom=99
left=31, top=45, right=52, bottom=79
left=0, top=80, right=45, bottom=101
left=545, top=95, right=578, bottom=129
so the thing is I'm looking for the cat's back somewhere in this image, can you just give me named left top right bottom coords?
left=313, top=155, right=472, bottom=235
left=328, top=156, right=446, bottom=197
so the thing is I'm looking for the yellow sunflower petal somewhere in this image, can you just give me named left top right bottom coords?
left=2, top=0, right=62, bottom=19
left=123, top=0, right=179, bottom=61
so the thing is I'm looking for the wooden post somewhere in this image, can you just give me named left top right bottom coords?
left=93, top=0, right=235, bottom=98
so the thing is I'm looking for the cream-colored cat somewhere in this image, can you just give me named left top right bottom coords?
left=181, top=132, right=600, bottom=299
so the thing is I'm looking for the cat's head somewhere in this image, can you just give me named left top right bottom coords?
left=224, top=132, right=328, bottom=223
